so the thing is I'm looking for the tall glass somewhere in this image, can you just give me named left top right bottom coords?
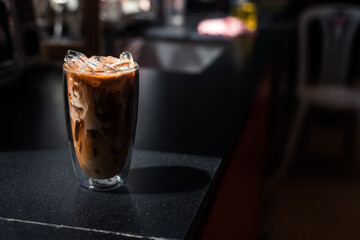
left=63, top=63, right=139, bottom=191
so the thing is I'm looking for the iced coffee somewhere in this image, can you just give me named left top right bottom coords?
left=63, top=50, right=138, bottom=184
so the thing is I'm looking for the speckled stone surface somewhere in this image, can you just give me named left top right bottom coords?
left=0, top=149, right=221, bottom=240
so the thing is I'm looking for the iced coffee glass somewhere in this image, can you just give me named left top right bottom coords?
left=63, top=50, right=139, bottom=191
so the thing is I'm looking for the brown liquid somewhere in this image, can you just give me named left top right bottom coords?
left=65, top=69, right=136, bottom=179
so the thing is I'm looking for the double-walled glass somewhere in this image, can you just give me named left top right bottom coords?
left=63, top=63, right=139, bottom=191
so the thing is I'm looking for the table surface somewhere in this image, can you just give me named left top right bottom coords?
left=0, top=149, right=221, bottom=240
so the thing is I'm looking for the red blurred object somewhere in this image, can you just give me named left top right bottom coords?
left=197, top=17, right=250, bottom=37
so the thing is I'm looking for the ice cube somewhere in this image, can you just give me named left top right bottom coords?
left=110, top=51, right=135, bottom=70
left=85, top=57, right=115, bottom=71
left=97, top=56, right=119, bottom=65
left=112, top=62, right=133, bottom=71
left=64, top=50, right=87, bottom=63
left=90, top=56, right=102, bottom=62
left=95, top=55, right=135, bottom=71
left=119, top=51, right=134, bottom=64
left=65, top=50, right=135, bottom=71
left=66, top=60, right=93, bottom=72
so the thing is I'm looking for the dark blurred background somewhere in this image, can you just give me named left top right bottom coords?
left=2, top=0, right=360, bottom=239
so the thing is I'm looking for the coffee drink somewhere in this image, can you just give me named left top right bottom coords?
left=63, top=51, right=138, bottom=180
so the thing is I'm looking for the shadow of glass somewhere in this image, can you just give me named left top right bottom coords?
left=113, top=166, right=211, bottom=194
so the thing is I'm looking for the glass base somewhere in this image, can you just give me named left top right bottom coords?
left=81, top=175, right=125, bottom=191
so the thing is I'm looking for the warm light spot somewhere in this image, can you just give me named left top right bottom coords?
left=197, top=17, right=251, bottom=37
left=139, top=0, right=151, bottom=12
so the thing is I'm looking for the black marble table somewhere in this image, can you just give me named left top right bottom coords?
left=0, top=149, right=221, bottom=239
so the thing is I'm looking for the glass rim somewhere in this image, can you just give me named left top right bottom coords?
left=62, top=62, right=139, bottom=74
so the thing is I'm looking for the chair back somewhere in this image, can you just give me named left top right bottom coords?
left=298, top=5, right=360, bottom=89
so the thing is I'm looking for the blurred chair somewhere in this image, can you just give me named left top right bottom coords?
left=42, top=0, right=100, bottom=59
left=268, top=4, right=360, bottom=190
